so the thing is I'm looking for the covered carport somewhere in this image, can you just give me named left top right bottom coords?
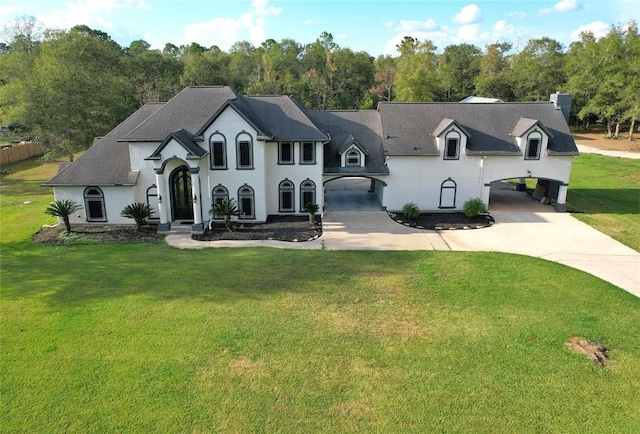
left=488, top=180, right=556, bottom=212
left=323, top=177, right=385, bottom=211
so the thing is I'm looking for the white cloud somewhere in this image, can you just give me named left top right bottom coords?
left=453, top=4, right=482, bottom=24
left=570, top=21, right=610, bottom=39
left=183, top=0, right=282, bottom=50
left=507, top=11, right=527, bottom=19
left=251, top=0, right=282, bottom=16
left=396, top=19, right=439, bottom=32
left=36, top=0, right=150, bottom=32
left=539, top=0, right=583, bottom=16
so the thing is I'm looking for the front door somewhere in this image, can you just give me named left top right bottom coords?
left=170, top=166, right=194, bottom=221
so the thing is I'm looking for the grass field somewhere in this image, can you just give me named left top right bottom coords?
left=1, top=157, right=639, bottom=432
left=567, top=154, right=640, bottom=251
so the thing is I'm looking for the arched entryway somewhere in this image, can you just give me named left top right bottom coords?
left=323, top=176, right=385, bottom=211
left=170, top=166, right=194, bottom=221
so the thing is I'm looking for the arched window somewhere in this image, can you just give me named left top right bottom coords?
left=146, top=185, right=159, bottom=220
left=238, top=184, right=255, bottom=218
left=439, top=178, right=457, bottom=209
left=211, top=184, right=229, bottom=219
left=300, top=179, right=316, bottom=212
left=525, top=131, right=542, bottom=160
left=236, top=132, right=253, bottom=169
left=279, top=179, right=295, bottom=212
left=346, top=149, right=361, bottom=166
left=444, top=130, right=460, bottom=160
left=209, top=132, right=227, bottom=169
left=84, top=186, right=106, bottom=221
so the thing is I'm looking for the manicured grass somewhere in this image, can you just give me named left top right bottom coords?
left=568, top=154, right=640, bottom=251
left=2, top=157, right=640, bottom=432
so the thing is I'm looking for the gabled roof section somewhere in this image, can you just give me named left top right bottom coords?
left=433, top=118, right=472, bottom=138
left=122, top=86, right=239, bottom=142
left=338, top=134, right=370, bottom=155
left=307, top=109, right=388, bottom=175
left=244, top=95, right=329, bottom=141
left=378, top=101, right=578, bottom=156
left=44, top=102, right=164, bottom=186
left=147, top=129, right=208, bottom=160
left=512, top=117, right=554, bottom=138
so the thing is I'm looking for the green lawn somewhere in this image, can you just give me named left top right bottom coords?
left=2, top=158, right=640, bottom=432
left=567, top=154, right=640, bottom=251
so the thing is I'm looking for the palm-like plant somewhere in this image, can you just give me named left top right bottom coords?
left=120, top=202, right=154, bottom=231
left=210, top=198, right=238, bottom=232
left=304, top=202, right=320, bottom=225
left=45, top=199, right=83, bottom=232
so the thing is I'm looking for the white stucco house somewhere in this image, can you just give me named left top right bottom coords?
left=44, top=86, right=578, bottom=233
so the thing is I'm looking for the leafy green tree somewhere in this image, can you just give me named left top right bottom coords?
left=120, top=202, right=154, bottom=231
left=332, top=48, right=374, bottom=109
left=45, top=199, right=82, bottom=232
left=566, top=23, right=639, bottom=137
left=210, top=198, right=238, bottom=232
left=438, top=43, right=482, bottom=101
left=394, top=37, right=441, bottom=101
left=475, top=42, right=513, bottom=100
left=180, top=45, right=229, bottom=87
left=23, top=25, right=134, bottom=160
left=511, top=38, right=566, bottom=101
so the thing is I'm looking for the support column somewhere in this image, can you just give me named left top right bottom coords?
left=480, top=183, right=491, bottom=210
left=554, top=184, right=568, bottom=212
left=516, top=177, right=527, bottom=191
left=155, top=170, right=171, bottom=232
left=190, top=169, right=204, bottom=233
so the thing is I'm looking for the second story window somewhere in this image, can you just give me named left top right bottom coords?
left=279, top=142, right=294, bottom=164
left=346, top=149, right=361, bottom=166
left=209, top=132, right=227, bottom=169
left=525, top=138, right=541, bottom=160
left=300, top=141, right=315, bottom=164
left=236, top=132, right=253, bottom=169
left=444, top=131, right=460, bottom=160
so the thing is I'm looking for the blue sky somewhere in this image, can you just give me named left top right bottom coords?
left=1, top=0, right=638, bottom=55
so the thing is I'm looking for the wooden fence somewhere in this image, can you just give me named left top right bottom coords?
left=0, top=142, right=44, bottom=165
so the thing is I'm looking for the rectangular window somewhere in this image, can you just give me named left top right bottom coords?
left=279, top=142, right=294, bottom=164
left=526, top=139, right=540, bottom=160
left=241, top=197, right=254, bottom=217
left=211, top=141, right=226, bottom=169
left=87, top=200, right=104, bottom=220
left=281, top=191, right=293, bottom=211
left=238, top=141, right=252, bottom=168
left=300, top=142, right=315, bottom=164
left=444, top=139, right=459, bottom=160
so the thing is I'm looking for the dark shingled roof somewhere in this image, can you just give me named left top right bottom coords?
left=44, top=102, right=164, bottom=186
left=242, top=95, right=329, bottom=141
left=122, top=86, right=238, bottom=141
left=378, top=101, right=578, bottom=156
left=307, top=110, right=389, bottom=176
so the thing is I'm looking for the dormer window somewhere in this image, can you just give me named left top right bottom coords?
left=444, top=131, right=460, bottom=160
left=346, top=149, right=361, bottom=166
left=525, top=132, right=542, bottom=160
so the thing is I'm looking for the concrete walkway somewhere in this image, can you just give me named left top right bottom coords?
left=576, top=144, right=640, bottom=159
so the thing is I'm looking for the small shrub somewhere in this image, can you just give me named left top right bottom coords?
left=304, top=202, right=320, bottom=225
left=463, top=198, right=487, bottom=217
left=402, top=202, right=420, bottom=219
left=121, top=202, right=154, bottom=231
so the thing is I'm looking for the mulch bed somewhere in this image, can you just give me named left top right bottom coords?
left=388, top=211, right=495, bottom=230
left=31, top=224, right=166, bottom=244
left=193, top=215, right=322, bottom=242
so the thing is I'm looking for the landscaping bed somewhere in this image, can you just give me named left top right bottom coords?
left=31, top=224, right=165, bottom=244
left=193, top=214, right=322, bottom=242
left=388, top=211, right=495, bottom=230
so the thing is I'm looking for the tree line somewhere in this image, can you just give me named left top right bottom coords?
left=0, top=16, right=637, bottom=160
